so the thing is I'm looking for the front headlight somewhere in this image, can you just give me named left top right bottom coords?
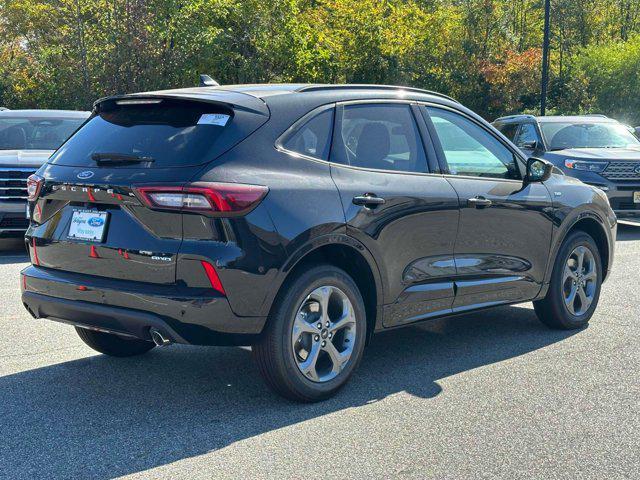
left=564, top=159, right=609, bottom=172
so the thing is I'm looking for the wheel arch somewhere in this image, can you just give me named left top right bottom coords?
left=262, top=235, right=384, bottom=341
left=546, top=211, right=612, bottom=285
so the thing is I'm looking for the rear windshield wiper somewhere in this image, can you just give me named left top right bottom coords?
left=91, top=152, right=155, bottom=165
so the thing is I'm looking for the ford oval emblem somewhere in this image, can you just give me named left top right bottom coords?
left=634, top=165, right=640, bottom=174
left=77, top=170, right=94, bottom=180
left=87, top=217, right=104, bottom=227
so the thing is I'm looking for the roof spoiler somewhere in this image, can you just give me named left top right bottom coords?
left=93, top=91, right=269, bottom=117
left=200, top=74, right=220, bottom=87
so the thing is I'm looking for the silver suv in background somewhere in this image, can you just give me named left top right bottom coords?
left=493, top=114, right=640, bottom=219
left=0, top=110, right=89, bottom=237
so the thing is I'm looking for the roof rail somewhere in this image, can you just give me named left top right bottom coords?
left=297, top=84, right=458, bottom=103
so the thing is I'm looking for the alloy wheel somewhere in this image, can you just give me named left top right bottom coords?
left=291, top=285, right=357, bottom=383
left=562, top=245, right=597, bottom=316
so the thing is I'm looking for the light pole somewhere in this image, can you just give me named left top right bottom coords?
left=541, top=0, right=551, bottom=115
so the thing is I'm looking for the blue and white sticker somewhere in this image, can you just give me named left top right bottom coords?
left=197, top=113, right=230, bottom=126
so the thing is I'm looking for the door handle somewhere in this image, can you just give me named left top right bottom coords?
left=352, top=194, right=386, bottom=208
left=467, top=196, right=492, bottom=208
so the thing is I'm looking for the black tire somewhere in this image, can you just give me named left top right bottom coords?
left=75, top=327, right=155, bottom=357
left=534, top=231, right=602, bottom=330
left=253, top=265, right=367, bottom=402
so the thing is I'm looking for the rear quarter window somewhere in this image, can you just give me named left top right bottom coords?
left=281, top=108, right=334, bottom=160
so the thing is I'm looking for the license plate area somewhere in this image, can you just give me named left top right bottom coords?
left=634, top=192, right=640, bottom=204
left=68, top=209, right=109, bottom=242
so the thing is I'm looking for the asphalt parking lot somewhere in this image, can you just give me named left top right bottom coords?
left=1, top=226, right=639, bottom=480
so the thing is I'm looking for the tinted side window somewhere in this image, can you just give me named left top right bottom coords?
left=513, top=123, right=541, bottom=148
left=496, top=123, right=518, bottom=141
left=332, top=104, right=427, bottom=173
left=426, top=107, right=520, bottom=180
left=282, top=108, right=334, bottom=160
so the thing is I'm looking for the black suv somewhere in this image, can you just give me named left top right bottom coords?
left=493, top=114, right=640, bottom=219
left=21, top=85, right=616, bottom=401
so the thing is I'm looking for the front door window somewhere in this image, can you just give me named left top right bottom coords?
left=425, top=107, right=521, bottom=180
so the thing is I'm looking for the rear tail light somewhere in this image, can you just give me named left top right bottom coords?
left=26, top=174, right=44, bottom=201
left=135, top=182, right=268, bottom=216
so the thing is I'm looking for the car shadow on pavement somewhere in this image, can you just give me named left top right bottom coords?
left=0, top=304, right=578, bottom=479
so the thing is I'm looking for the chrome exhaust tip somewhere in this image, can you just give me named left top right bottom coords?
left=149, top=328, right=171, bottom=347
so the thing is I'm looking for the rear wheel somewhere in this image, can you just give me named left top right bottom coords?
left=75, top=327, right=155, bottom=357
left=534, top=231, right=602, bottom=329
left=253, top=265, right=367, bottom=402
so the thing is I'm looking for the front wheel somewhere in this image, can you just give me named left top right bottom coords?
left=253, top=265, right=367, bottom=402
left=534, top=231, right=602, bottom=329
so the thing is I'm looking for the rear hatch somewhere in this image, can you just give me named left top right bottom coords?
left=28, top=92, right=269, bottom=285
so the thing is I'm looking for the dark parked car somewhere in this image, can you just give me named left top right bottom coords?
left=0, top=109, right=90, bottom=237
left=493, top=114, right=640, bottom=219
left=21, top=85, right=616, bottom=401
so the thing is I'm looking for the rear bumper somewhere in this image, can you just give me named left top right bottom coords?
left=21, top=265, right=267, bottom=346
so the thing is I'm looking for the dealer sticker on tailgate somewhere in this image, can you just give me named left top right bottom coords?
left=68, top=210, right=109, bottom=242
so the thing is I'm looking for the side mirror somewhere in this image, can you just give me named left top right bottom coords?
left=525, top=157, right=554, bottom=184
left=520, top=140, right=539, bottom=150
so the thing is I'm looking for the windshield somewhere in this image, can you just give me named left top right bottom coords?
left=540, top=122, right=640, bottom=150
left=0, top=115, right=87, bottom=151
left=50, top=99, right=233, bottom=168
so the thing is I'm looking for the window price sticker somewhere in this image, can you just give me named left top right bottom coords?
left=197, top=114, right=231, bottom=126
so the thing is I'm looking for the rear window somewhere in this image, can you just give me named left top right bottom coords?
left=332, top=103, right=427, bottom=173
left=0, top=116, right=86, bottom=151
left=50, top=99, right=234, bottom=168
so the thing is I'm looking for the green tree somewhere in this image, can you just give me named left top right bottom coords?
left=1, top=0, right=640, bottom=122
